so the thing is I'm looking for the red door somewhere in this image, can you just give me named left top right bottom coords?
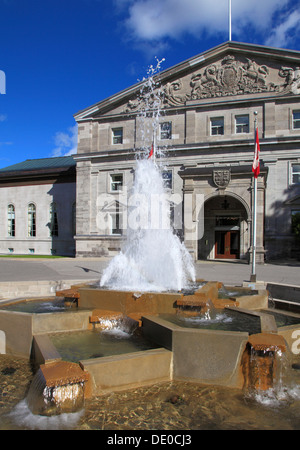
left=215, top=231, right=240, bottom=259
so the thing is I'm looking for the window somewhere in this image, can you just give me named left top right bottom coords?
left=28, top=203, right=36, bottom=237
left=291, top=164, right=300, bottom=184
left=292, top=111, right=300, bottom=129
left=291, top=210, right=300, bottom=237
left=211, top=117, right=224, bottom=135
left=110, top=173, right=123, bottom=191
left=235, top=115, right=249, bottom=133
left=7, top=204, right=15, bottom=237
left=160, top=122, right=172, bottom=140
left=162, top=170, right=172, bottom=189
left=50, top=202, right=58, bottom=237
left=111, top=202, right=123, bottom=235
left=112, top=128, right=123, bottom=144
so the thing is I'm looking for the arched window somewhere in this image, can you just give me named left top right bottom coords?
left=7, top=204, right=15, bottom=237
left=50, top=202, right=58, bottom=237
left=28, top=203, right=36, bottom=237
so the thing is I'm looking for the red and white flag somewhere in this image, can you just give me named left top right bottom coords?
left=252, top=127, right=260, bottom=178
left=148, top=143, right=154, bottom=159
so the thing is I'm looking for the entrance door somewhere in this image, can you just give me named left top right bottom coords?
left=215, top=230, right=240, bottom=259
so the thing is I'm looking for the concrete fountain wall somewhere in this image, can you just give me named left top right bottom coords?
left=0, top=281, right=299, bottom=406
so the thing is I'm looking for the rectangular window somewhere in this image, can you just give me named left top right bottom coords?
left=291, top=210, right=300, bottom=236
left=235, top=115, right=249, bottom=133
left=162, top=170, right=172, bottom=189
left=112, top=128, right=123, bottom=144
left=160, top=122, right=172, bottom=140
left=211, top=117, right=224, bottom=135
left=292, top=111, right=300, bottom=129
left=110, top=174, right=123, bottom=191
left=291, top=164, right=300, bottom=184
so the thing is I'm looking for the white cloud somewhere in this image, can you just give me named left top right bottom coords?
left=52, top=125, right=78, bottom=157
left=119, top=0, right=291, bottom=45
left=265, top=8, right=300, bottom=48
left=0, top=114, right=7, bottom=122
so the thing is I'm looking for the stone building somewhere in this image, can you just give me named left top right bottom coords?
left=1, top=41, right=300, bottom=261
left=73, top=41, right=300, bottom=262
left=0, top=156, right=76, bottom=256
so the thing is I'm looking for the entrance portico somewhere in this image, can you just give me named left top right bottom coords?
left=179, top=165, right=268, bottom=264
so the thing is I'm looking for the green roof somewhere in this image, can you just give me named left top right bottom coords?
left=0, top=156, right=76, bottom=173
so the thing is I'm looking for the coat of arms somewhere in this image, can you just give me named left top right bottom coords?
left=213, top=170, right=231, bottom=188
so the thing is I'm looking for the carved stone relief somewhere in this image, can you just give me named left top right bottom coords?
left=125, top=54, right=300, bottom=112
left=213, top=170, right=231, bottom=189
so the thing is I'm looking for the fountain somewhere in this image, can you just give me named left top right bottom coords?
left=0, top=60, right=299, bottom=428
left=100, top=157, right=196, bottom=292
left=100, top=59, right=195, bottom=293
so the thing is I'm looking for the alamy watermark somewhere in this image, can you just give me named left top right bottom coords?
left=292, top=329, right=300, bottom=355
left=96, top=189, right=205, bottom=241
left=0, top=70, right=6, bottom=94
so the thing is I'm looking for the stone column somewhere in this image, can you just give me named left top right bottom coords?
left=182, top=180, right=198, bottom=260
left=250, top=174, right=266, bottom=264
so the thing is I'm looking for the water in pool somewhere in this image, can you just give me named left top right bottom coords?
left=0, top=298, right=73, bottom=314
left=160, top=308, right=262, bottom=335
left=49, top=328, right=159, bottom=363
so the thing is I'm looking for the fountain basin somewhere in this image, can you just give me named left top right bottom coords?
left=142, top=314, right=248, bottom=388
left=0, top=306, right=91, bottom=357
left=0, top=282, right=299, bottom=403
left=32, top=330, right=171, bottom=396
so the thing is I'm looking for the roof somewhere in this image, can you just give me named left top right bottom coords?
left=0, top=156, right=76, bottom=173
left=74, top=40, right=300, bottom=121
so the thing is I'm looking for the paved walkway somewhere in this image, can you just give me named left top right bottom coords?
left=0, top=257, right=299, bottom=287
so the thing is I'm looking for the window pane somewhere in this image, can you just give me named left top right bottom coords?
left=293, top=111, right=300, bottom=129
left=211, top=118, right=224, bottom=135
left=236, top=115, right=249, bottom=133
left=162, top=170, right=172, bottom=189
left=160, top=122, right=172, bottom=139
left=292, top=165, right=300, bottom=184
left=50, top=203, right=58, bottom=236
left=28, top=203, right=36, bottom=237
left=112, top=128, right=123, bottom=144
left=111, top=174, right=123, bottom=191
left=292, top=173, right=300, bottom=184
left=8, top=204, right=15, bottom=237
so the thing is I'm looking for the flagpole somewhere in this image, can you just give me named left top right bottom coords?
left=251, top=112, right=258, bottom=282
left=229, top=0, right=232, bottom=41
left=153, top=129, right=156, bottom=164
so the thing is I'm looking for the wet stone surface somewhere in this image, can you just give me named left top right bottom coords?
left=0, top=355, right=34, bottom=418
left=0, top=354, right=300, bottom=430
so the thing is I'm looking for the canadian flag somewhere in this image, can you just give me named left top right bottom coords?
left=148, top=143, right=154, bottom=159
left=252, top=128, right=260, bottom=178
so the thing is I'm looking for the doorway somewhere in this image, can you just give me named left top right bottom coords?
left=215, top=230, right=240, bottom=259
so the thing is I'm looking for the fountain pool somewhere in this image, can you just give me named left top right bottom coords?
left=48, top=328, right=159, bottom=363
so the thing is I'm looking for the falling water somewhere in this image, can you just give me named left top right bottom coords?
left=100, top=60, right=195, bottom=292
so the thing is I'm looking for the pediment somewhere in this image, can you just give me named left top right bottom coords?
left=74, top=42, right=300, bottom=121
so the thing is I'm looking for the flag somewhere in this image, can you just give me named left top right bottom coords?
left=148, top=143, right=154, bottom=159
left=252, top=127, right=260, bottom=178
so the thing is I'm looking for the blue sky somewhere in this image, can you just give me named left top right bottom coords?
left=0, top=0, right=299, bottom=168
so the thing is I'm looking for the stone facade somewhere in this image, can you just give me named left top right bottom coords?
left=73, top=42, right=300, bottom=262
left=0, top=157, right=76, bottom=256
